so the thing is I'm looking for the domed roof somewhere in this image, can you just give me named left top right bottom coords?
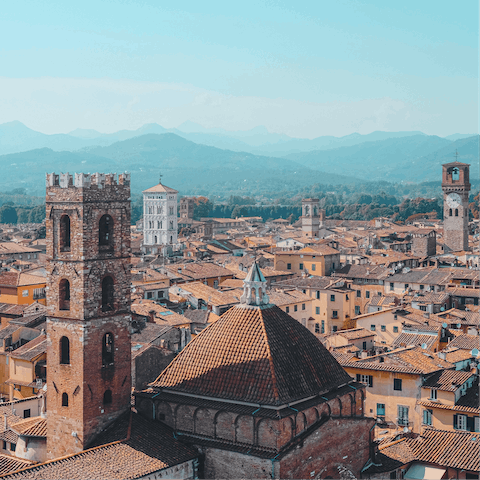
left=149, top=303, right=353, bottom=406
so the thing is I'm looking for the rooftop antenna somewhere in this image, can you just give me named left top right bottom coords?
left=159, top=173, right=163, bottom=184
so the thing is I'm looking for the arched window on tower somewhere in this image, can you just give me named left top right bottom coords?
left=60, top=336, right=70, bottom=364
left=101, top=276, right=114, bottom=312
left=60, top=215, right=71, bottom=252
left=102, top=332, right=114, bottom=366
left=449, top=208, right=452, bottom=217
left=99, top=215, right=114, bottom=250
left=452, top=167, right=460, bottom=181
left=59, top=279, right=70, bottom=311
left=103, top=390, right=112, bottom=404
left=455, top=208, right=458, bottom=217
left=62, top=393, right=68, bottom=406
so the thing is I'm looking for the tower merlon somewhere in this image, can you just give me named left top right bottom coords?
left=46, top=172, right=131, bottom=189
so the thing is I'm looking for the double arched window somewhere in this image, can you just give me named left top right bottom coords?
left=60, top=215, right=71, bottom=252
left=101, top=276, right=114, bottom=312
left=99, top=215, right=114, bottom=249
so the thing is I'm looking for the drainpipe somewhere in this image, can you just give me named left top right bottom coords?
left=271, top=453, right=280, bottom=479
left=151, top=392, right=162, bottom=419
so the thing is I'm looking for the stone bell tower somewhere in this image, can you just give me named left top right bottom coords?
left=301, top=198, right=320, bottom=237
left=45, top=172, right=132, bottom=459
left=442, top=161, right=470, bottom=252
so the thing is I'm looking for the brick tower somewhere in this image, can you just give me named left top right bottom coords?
left=301, top=198, right=320, bottom=237
left=442, top=161, right=470, bottom=252
left=45, top=172, right=132, bottom=459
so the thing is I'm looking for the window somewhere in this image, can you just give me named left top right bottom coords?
left=60, top=215, right=71, bottom=252
left=99, top=215, right=114, bottom=248
left=59, top=279, right=70, bottom=310
left=332, top=310, right=338, bottom=318
left=346, top=294, right=349, bottom=301
left=390, top=283, right=394, bottom=291
left=381, top=325, right=386, bottom=332
left=393, top=326, right=398, bottom=333
left=286, top=306, right=289, bottom=313
left=302, top=303, right=305, bottom=310
left=404, top=284, right=409, bottom=290
left=169, top=207, right=174, bottom=215
left=10, top=443, right=16, bottom=452
left=22, top=290, right=29, bottom=297
left=102, top=333, right=114, bottom=366
left=356, top=374, right=373, bottom=387
left=330, top=295, right=335, bottom=302
left=376, top=403, right=385, bottom=416
left=33, top=288, right=45, bottom=300
left=287, top=263, right=292, bottom=270
left=101, top=276, right=114, bottom=312
left=366, top=291, right=370, bottom=299
left=475, top=417, right=480, bottom=433
left=371, top=325, right=376, bottom=331
left=23, top=409, right=31, bottom=419
left=294, top=305, right=298, bottom=312
left=332, top=325, right=338, bottom=332
left=103, top=390, right=112, bottom=405
left=321, top=320, right=325, bottom=334
left=62, top=393, right=69, bottom=407
left=394, top=379, right=402, bottom=391
left=299, top=263, right=304, bottom=270
left=316, top=291, right=320, bottom=299
left=397, top=405, right=409, bottom=426
left=356, top=290, right=361, bottom=298
left=60, top=336, right=70, bottom=364
left=2, top=441, right=5, bottom=450
left=420, top=284, right=424, bottom=290
left=213, top=280, right=219, bottom=288
left=454, top=414, right=467, bottom=430
left=146, top=292, right=153, bottom=299
left=355, top=306, right=360, bottom=315
left=311, top=264, right=316, bottom=271
left=315, top=323, right=320, bottom=333
left=362, top=341, right=367, bottom=350
left=423, top=409, right=432, bottom=426
left=455, top=208, right=458, bottom=217
left=315, top=307, right=320, bottom=315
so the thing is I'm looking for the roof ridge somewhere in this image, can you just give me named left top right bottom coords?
left=258, top=308, right=280, bottom=404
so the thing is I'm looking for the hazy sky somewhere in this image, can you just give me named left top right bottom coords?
left=1, top=0, right=478, bottom=137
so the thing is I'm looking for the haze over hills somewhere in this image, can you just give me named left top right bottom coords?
left=0, top=134, right=359, bottom=196
left=0, top=120, right=474, bottom=158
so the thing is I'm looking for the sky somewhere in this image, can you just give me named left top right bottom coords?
left=0, top=0, right=478, bottom=138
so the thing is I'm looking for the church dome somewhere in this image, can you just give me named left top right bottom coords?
left=150, top=265, right=353, bottom=406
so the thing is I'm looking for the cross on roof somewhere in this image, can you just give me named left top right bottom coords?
left=158, top=173, right=163, bottom=184
left=453, top=150, right=459, bottom=161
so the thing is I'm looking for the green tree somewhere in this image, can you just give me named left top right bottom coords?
left=0, top=205, right=18, bottom=224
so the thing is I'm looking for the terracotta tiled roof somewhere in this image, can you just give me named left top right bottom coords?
left=422, top=369, right=474, bottom=391
left=11, top=417, right=46, bottom=437
left=410, top=429, right=480, bottom=472
left=9, top=335, right=46, bottom=361
left=435, top=347, right=474, bottom=364
left=3, top=411, right=198, bottom=480
left=142, top=182, right=178, bottom=194
left=392, top=333, right=437, bottom=350
left=448, top=334, right=480, bottom=351
left=0, top=455, right=32, bottom=477
left=334, top=328, right=375, bottom=341
left=150, top=303, right=353, bottom=406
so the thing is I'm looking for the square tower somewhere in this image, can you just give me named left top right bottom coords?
left=442, top=162, right=470, bottom=252
left=45, top=172, right=132, bottom=459
left=301, top=198, right=320, bottom=237
left=142, top=179, right=178, bottom=253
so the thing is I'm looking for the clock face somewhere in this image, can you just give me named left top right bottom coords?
left=446, top=193, right=461, bottom=208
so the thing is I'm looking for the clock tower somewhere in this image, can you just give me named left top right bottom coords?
left=442, top=161, right=470, bottom=252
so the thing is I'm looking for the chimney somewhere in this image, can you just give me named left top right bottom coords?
left=3, top=413, right=7, bottom=430
left=148, top=310, right=155, bottom=323
left=423, top=312, right=430, bottom=319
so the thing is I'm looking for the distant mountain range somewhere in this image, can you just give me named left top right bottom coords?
left=0, top=121, right=477, bottom=197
